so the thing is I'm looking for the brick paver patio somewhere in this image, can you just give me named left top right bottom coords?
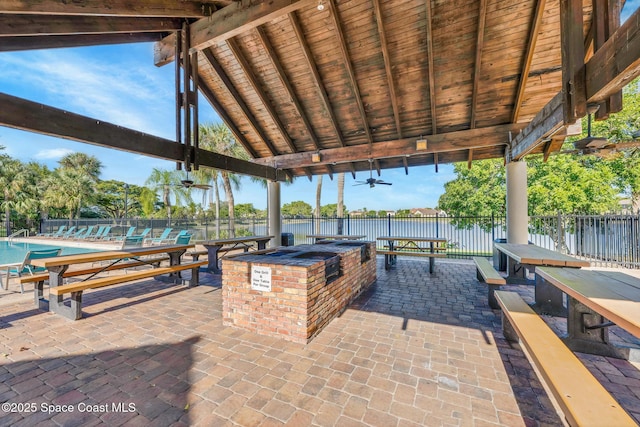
left=1, top=258, right=639, bottom=426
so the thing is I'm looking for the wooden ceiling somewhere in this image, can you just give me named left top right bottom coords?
left=1, top=0, right=638, bottom=181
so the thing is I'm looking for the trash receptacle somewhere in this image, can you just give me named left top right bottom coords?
left=493, top=238, right=507, bottom=271
left=281, top=232, right=294, bottom=246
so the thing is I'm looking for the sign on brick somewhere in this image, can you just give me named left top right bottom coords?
left=251, top=265, right=272, bottom=292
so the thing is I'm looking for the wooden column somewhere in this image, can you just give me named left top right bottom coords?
left=560, top=0, right=587, bottom=124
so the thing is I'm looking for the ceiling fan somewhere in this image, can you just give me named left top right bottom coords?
left=179, top=171, right=212, bottom=189
left=354, top=159, right=392, bottom=188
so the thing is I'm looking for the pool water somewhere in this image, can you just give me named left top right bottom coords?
left=0, top=241, right=97, bottom=265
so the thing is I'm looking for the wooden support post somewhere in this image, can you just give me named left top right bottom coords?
left=560, top=0, right=587, bottom=124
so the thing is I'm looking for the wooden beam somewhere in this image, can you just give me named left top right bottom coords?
left=254, top=124, right=523, bottom=169
left=512, top=8, right=640, bottom=160
left=593, top=0, right=623, bottom=120
left=226, top=38, right=296, bottom=154
left=0, top=1, right=212, bottom=17
left=512, top=0, right=546, bottom=123
left=289, top=12, right=345, bottom=147
left=585, top=6, right=640, bottom=103
left=0, top=15, right=183, bottom=36
left=0, top=91, right=284, bottom=181
left=470, top=0, right=487, bottom=129
left=201, top=48, right=278, bottom=157
left=328, top=0, right=373, bottom=146
left=0, top=33, right=162, bottom=51
left=372, top=0, right=401, bottom=138
left=425, top=0, right=437, bottom=134
left=154, top=0, right=316, bottom=66
left=254, top=27, right=324, bottom=178
left=560, top=0, right=587, bottom=124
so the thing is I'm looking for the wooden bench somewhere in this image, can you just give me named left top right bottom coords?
left=494, top=291, right=636, bottom=427
left=20, top=256, right=169, bottom=309
left=472, top=257, right=506, bottom=309
left=49, top=260, right=207, bottom=320
left=186, top=250, right=208, bottom=261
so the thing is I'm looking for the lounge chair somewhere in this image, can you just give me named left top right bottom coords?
left=145, top=228, right=173, bottom=245
left=174, top=233, right=192, bottom=245
left=150, top=229, right=189, bottom=246
left=121, top=236, right=144, bottom=248
left=2, top=248, right=62, bottom=293
left=107, top=226, right=136, bottom=241
left=78, top=225, right=101, bottom=240
left=64, top=227, right=87, bottom=239
left=58, top=226, right=77, bottom=239
left=73, top=226, right=95, bottom=240
left=93, top=225, right=112, bottom=240
left=38, top=225, right=65, bottom=238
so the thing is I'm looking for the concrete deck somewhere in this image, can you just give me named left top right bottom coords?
left=1, top=258, right=639, bottom=426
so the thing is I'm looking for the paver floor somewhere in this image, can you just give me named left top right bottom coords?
left=1, top=258, right=639, bottom=426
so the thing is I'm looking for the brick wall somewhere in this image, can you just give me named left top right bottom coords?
left=221, top=243, right=377, bottom=344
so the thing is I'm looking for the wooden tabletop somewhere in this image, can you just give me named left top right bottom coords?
left=306, top=234, right=366, bottom=240
left=30, top=244, right=194, bottom=268
left=377, top=236, right=447, bottom=243
left=536, top=267, right=640, bottom=338
left=202, top=235, right=274, bottom=246
left=494, top=243, right=590, bottom=267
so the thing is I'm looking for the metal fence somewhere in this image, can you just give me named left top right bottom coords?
left=28, top=212, right=640, bottom=269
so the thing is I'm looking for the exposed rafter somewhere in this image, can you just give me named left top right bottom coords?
left=154, top=0, right=316, bottom=66
left=327, top=0, right=373, bottom=146
left=253, top=27, right=328, bottom=178
left=201, top=48, right=279, bottom=156
left=0, top=15, right=183, bottom=36
left=0, top=91, right=284, bottom=181
left=254, top=124, right=522, bottom=169
left=560, top=0, right=587, bottom=124
left=0, top=33, right=162, bottom=51
left=227, top=38, right=297, bottom=154
left=424, top=0, right=437, bottom=135
left=0, top=1, right=212, bottom=17
left=470, top=0, right=487, bottom=129
left=512, top=0, right=546, bottom=123
left=372, top=0, right=402, bottom=138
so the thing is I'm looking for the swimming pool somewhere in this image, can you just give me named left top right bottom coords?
left=0, top=241, right=98, bottom=265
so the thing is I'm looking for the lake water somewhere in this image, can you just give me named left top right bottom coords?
left=0, top=241, right=97, bottom=265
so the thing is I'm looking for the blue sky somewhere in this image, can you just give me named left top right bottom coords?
left=1, top=2, right=637, bottom=211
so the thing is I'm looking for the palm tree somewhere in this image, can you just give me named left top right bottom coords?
left=145, top=168, right=190, bottom=220
left=337, top=172, right=345, bottom=234
left=199, top=123, right=249, bottom=237
left=58, top=152, right=102, bottom=217
left=315, top=175, right=322, bottom=234
left=43, top=168, right=95, bottom=222
left=0, top=156, right=29, bottom=235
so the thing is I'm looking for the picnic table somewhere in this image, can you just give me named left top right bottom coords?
left=306, top=234, right=366, bottom=243
left=494, top=243, right=589, bottom=281
left=377, top=236, right=447, bottom=274
left=536, top=266, right=640, bottom=359
left=29, top=244, right=201, bottom=319
left=202, top=235, right=274, bottom=274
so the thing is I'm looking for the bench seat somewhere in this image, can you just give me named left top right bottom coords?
left=377, top=250, right=446, bottom=258
left=49, top=260, right=206, bottom=320
left=494, top=291, right=636, bottom=427
left=473, top=257, right=506, bottom=309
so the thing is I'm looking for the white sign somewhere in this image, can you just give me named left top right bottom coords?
left=251, top=265, right=272, bottom=292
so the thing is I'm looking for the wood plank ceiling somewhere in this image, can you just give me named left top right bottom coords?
left=0, top=0, right=599, bottom=180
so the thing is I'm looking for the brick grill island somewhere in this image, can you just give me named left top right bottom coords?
left=221, top=241, right=377, bottom=344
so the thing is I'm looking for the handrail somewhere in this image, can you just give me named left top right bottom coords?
left=8, top=229, right=29, bottom=241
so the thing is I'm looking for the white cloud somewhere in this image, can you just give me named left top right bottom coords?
left=34, top=147, right=74, bottom=160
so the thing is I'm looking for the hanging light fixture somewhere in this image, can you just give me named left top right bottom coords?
left=317, top=0, right=325, bottom=11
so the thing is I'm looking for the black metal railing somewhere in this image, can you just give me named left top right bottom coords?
left=31, top=212, right=640, bottom=269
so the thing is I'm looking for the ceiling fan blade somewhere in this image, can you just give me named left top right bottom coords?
left=376, top=182, right=392, bottom=185
left=192, top=184, right=212, bottom=189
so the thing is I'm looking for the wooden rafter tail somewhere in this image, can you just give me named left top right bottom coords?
left=372, top=0, right=402, bottom=139
left=327, top=0, right=373, bottom=146
left=227, top=37, right=296, bottom=154
left=512, top=0, right=546, bottom=123
left=470, top=0, right=487, bottom=129
left=424, top=0, right=437, bottom=135
left=201, top=48, right=277, bottom=157
left=289, top=11, right=344, bottom=148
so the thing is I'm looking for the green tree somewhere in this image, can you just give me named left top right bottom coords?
left=199, top=123, right=248, bottom=237
left=282, top=201, right=312, bottom=217
left=43, top=168, right=96, bottom=221
left=235, top=203, right=258, bottom=217
left=321, top=203, right=337, bottom=217
left=145, top=168, right=190, bottom=220
left=0, top=156, right=31, bottom=235
left=57, top=152, right=102, bottom=218
left=95, top=180, right=144, bottom=218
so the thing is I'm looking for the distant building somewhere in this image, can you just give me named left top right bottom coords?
left=410, top=208, right=447, bottom=217
left=350, top=210, right=365, bottom=217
